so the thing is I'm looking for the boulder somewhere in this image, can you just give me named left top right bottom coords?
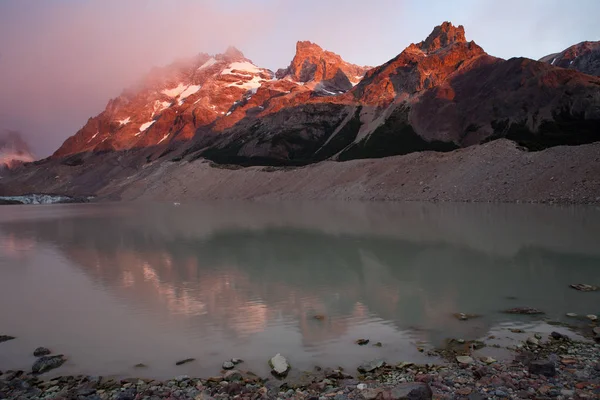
left=33, top=347, right=51, bottom=357
left=32, top=355, right=66, bottom=374
left=358, top=359, right=385, bottom=373
left=269, top=354, right=290, bottom=377
left=223, top=370, right=243, bottom=382
left=222, top=361, right=235, bottom=370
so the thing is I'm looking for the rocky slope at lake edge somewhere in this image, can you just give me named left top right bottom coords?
left=2, top=139, right=599, bottom=204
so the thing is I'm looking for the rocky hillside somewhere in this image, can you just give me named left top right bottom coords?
left=540, top=41, right=600, bottom=76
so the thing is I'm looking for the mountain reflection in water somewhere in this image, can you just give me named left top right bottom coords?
left=0, top=201, right=599, bottom=378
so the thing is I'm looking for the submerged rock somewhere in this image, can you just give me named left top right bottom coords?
left=355, top=338, right=370, bottom=345
left=175, top=358, right=195, bottom=366
left=503, top=307, right=544, bottom=315
left=222, top=361, right=235, bottom=370
left=33, top=347, right=51, bottom=357
left=269, top=354, right=290, bottom=377
left=358, top=359, right=385, bottom=373
left=456, top=356, right=474, bottom=365
left=570, top=283, right=598, bottom=292
left=586, top=314, right=598, bottom=321
left=32, top=355, right=66, bottom=374
left=0, top=335, right=16, bottom=343
left=453, top=313, right=480, bottom=321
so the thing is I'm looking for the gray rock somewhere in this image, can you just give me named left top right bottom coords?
left=116, top=388, right=137, bottom=400
left=31, top=355, right=66, bottom=374
left=33, top=347, right=51, bottom=357
left=528, top=359, right=556, bottom=377
left=222, top=361, right=235, bottom=370
left=231, top=358, right=243, bottom=365
left=223, top=370, right=243, bottom=382
left=269, top=353, right=290, bottom=377
left=456, top=356, right=474, bottom=365
left=526, top=337, right=539, bottom=346
left=357, top=359, right=385, bottom=373
left=388, top=382, right=433, bottom=400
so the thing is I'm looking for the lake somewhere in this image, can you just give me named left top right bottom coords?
left=0, top=201, right=599, bottom=379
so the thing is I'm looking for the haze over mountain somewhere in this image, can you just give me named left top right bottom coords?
left=1, top=0, right=599, bottom=157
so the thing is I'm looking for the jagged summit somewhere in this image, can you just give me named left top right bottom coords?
left=417, top=21, right=467, bottom=52
left=275, top=40, right=369, bottom=91
left=48, top=21, right=600, bottom=169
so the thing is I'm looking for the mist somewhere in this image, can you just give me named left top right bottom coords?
left=0, top=0, right=598, bottom=158
left=0, top=130, right=35, bottom=168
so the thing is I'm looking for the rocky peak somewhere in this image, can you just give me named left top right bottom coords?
left=276, top=40, right=369, bottom=92
left=418, top=21, right=466, bottom=52
left=220, top=46, right=246, bottom=62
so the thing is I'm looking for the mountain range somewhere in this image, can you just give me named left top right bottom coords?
left=1, top=22, right=599, bottom=203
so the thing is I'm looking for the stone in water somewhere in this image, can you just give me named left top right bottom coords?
left=269, top=353, right=290, bottom=377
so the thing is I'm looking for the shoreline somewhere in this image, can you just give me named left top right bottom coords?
left=2, top=327, right=599, bottom=399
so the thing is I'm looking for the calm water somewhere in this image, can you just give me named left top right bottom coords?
left=0, top=201, right=599, bottom=379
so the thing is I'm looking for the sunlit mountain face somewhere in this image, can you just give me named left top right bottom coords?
left=50, top=22, right=600, bottom=166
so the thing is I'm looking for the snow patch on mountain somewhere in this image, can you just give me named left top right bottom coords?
left=221, top=61, right=263, bottom=75
left=118, top=117, right=131, bottom=125
left=136, top=121, right=155, bottom=136
left=179, top=85, right=201, bottom=100
left=88, top=132, right=99, bottom=143
left=198, top=57, right=217, bottom=70
left=161, top=83, right=187, bottom=98
left=226, top=76, right=267, bottom=90
left=157, top=133, right=170, bottom=144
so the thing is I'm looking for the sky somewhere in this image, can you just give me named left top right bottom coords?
left=0, top=0, right=599, bottom=158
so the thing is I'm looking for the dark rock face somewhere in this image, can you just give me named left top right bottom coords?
left=528, top=359, right=557, bottom=377
left=31, top=355, right=66, bottom=374
left=275, top=41, right=369, bottom=88
left=540, top=41, right=600, bottom=76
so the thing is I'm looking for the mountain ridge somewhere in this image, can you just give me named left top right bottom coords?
left=2, top=21, right=600, bottom=203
